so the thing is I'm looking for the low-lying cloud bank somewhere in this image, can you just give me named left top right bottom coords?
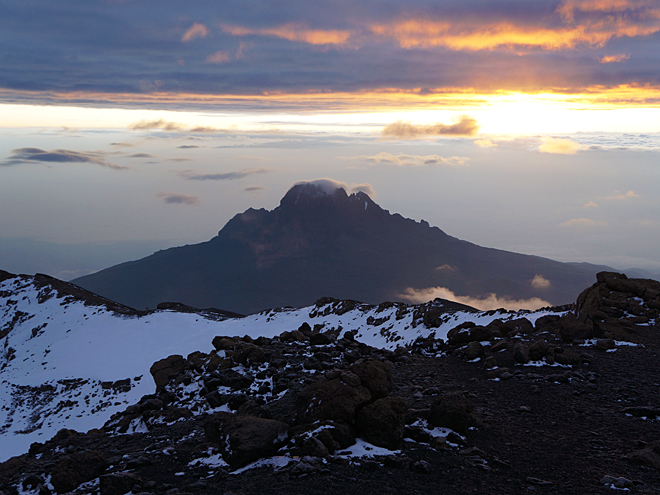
left=351, top=152, right=468, bottom=167
left=397, top=286, right=551, bottom=311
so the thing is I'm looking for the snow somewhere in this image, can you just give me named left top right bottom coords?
left=230, top=455, right=294, bottom=474
left=336, top=438, right=400, bottom=458
left=0, top=273, right=566, bottom=462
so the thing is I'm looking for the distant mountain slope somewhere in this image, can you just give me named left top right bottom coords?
left=73, top=180, right=611, bottom=315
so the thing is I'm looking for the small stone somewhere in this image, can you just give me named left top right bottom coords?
left=601, top=476, right=634, bottom=489
left=412, top=460, right=431, bottom=474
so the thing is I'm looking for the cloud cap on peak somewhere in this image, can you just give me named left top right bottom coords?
left=288, top=178, right=376, bottom=198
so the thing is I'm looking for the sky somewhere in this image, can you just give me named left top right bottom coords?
left=1, top=0, right=659, bottom=281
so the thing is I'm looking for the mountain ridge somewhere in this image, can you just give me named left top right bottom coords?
left=72, top=180, right=612, bottom=314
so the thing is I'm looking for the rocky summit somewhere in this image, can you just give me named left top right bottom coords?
left=2, top=271, right=660, bottom=494
left=72, top=181, right=610, bottom=314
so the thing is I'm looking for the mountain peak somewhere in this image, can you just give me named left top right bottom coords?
left=279, top=179, right=376, bottom=212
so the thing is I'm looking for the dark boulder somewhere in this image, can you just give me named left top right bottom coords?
left=356, top=397, right=408, bottom=449
left=513, top=343, right=530, bottom=364
left=206, top=414, right=289, bottom=468
left=503, top=318, right=534, bottom=336
left=310, top=332, right=332, bottom=346
left=429, top=392, right=479, bottom=435
left=447, top=322, right=475, bottom=345
left=529, top=340, right=550, bottom=361
left=149, top=355, right=187, bottom=388
left=348, top=358, right=393, bottom=399
left=232, top=342, right=266, bottom=364
left=464, top=341, right=484, bottom=360
left=50, top=451, right=108, bottom=493
left=99, top=473, right=142, bottom=495
left=295, top=376, right=371, bottom=424
left=213, top=369, right=254, bottom=389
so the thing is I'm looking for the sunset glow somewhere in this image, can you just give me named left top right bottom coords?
left=1, top=0, right=659, bottom=277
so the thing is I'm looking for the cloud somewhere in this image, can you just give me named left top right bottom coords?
left=538, top=137, right=585, bottom=154
left=560, top=218, right=607, bottom=227
left=179, top=167, right=270, bottom=181
left=206, top=51, right=231, bottom=64
left=127, top=153, right=154, bottom=158
left=605, top=190, right=640, bottom=200
left=155, top=192, right=199, bottom=205
left=1, top=148, right=125, bottom=170
left=245, top=186, right=267, bottom=192
left=222, top=23, right=351, bottom=45
left=351, top=152, right=468, bottom=167
left=350, top=183, right=377, bottom=198
left=371, top=1, right=660, bottom=51
left=130, top=119, right=186, bottom=131
left=397, top=286, right=551, bottom=311
left=530, top=274, right=551, bottom=289
left=583, top=200, right=599, bottom=208
left=382, top=116, right=478, bottom=138
left=436, top=264, right=457, bottom=272
left=129, top=119, right=229, bottom=133
left=177, top=145, right=201, bottom=149
left=474, top=139, right=497, bottom=148
left=600, top=54, right=630, bottom=63
left=292, top=178, right=377, bottom=197
left=181, top=23, right=209, bottom=42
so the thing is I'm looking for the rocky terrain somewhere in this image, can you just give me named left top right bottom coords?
left=2, top=271, right=660, bottom=494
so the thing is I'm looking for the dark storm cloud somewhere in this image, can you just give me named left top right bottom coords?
left=1, top=148, right=126, bottom=170
left=0, top=0, right=659, bottom=103
left=178, top=168, right=271, bottom=181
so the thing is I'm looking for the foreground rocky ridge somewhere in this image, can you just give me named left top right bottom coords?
left=2, top=272, right=660, bottom=494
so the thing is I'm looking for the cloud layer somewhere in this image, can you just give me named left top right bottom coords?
left=352, top=152, right=468, bottom=167
left=2, top=0, right=659, bottom=104
left=397, top=286, right=551, bottom=311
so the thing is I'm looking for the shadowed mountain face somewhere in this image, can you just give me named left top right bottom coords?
left=72, top=183, right=609, bottom=314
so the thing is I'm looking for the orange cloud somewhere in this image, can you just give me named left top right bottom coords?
left=474, top=139, right=497, bottom=148
left=557, top=0, right=654, bottom=22
left=538, top=137, right=585, bottom=154
left=181, top=23, right=209, bottom=42
left=600, top=54, right=630, bottom=63
left=560, top=218, right=607, bottom=227
left=382, top=116, right=478, bottom=138
left=371, top=1, right=660, bottom=51
left=530, top=275, right=551, bottom=289
left=222, top=24, right=351, bottom=45
left=605, top=190, right=640, bottom=200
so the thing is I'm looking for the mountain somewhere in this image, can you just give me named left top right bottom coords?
left=2, top=268, right=660, bottom=494
left=72, top=180, right=611, bottom=315
left=0, top=267, right=552, bottom=463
